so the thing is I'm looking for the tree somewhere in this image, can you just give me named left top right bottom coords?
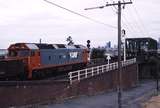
left=90, top=48, right=106, bottom=59
left=66, top=36, right=74, bottom=45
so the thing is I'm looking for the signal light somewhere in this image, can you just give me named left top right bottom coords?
left=87, top=40, right=91, bottom=49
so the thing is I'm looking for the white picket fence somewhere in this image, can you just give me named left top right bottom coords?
left=68, top=58, right=136, bottom=84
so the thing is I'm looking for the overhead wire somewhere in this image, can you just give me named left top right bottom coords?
left=122, top=0, right=149, bottom=37
left=131, top=4, right=150, bottom=37
left=124, top=6, right=146, bottom=36
left=109, top=1, right=132, bottom=36
left=125, top=7, right=147, bottom=37
left=109, top=0, right=136, bottom=37
left=121, top=0, right=144, bottom=37
left=43, top=0, right=117, bottom=29
left=111, top=0, right=148, bottom=37
left=122, top=12, right=145, bottom=36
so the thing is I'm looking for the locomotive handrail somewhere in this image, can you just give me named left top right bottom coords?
left=69, top=58, right=136, bottom=84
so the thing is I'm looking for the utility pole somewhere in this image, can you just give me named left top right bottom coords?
left=85, top=1, right=132, bottom=108
left=117, top=2, right=122, bottom=107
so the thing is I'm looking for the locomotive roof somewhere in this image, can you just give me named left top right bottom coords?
left=8, top=43, right=87, bottom=50
left=35, top=43, right=86, bottom=49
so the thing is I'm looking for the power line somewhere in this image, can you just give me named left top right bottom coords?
left=107, top=1, right=135, bottom=37
left=110, top=0, right=147, bottom=37
left=109, top=4, right=134, bottom=36
left=121, top=20, right=135, bottom=37
left=132, top=4, right=150, bottom=36
left=124, top=8, right=146, bottom=36
left=109, top=0, right=135, bottom=35
left=121, top=4, right=148, bottom=37
left=110, top=0, right=136, bottom=37
left=110, top=1, right=133, bottom=34
left=123, top=0, right=149, bottom=37
left=43, top=0, right=117, bottom=29
left=115, top=1, right=147, bottom=37
left=122, top=12, right=144, bottom=35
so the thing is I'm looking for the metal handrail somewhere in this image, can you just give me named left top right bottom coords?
left=69, top=58, right=136, bottom=84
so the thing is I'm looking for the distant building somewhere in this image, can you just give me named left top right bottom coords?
left=113, top=44, right=117, bottom=49
left=105, top=41, right=111, bottom=49
left=158, top=37, right=160, bottom=49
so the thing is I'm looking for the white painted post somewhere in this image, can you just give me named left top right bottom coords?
left=92, top=67, right=94, bottom=76
left=113, top=63, right=114, bottom=69
left=124, top=38, right=126, bottom=62
left=107, top=54, right=111, bottom=65
left=114, top=63, right=116, bottom=69
left=97, top=66, right=99, bottom=74
left=109, top=64, right=111, bottom=71
left=85, top=69, right=87, bottom=78
left=122, top=29, right=126, bottom=62
left=107, top=64, right=109, bottom=71
left=78, top=71, right=80, bottom=81
left=69, top=72, right=72, bottom=85
left=102, top=66, right=104, bottom=73
left=116, top=62, right=118, bottom=69
left=122, top=61, right=124, bottom=67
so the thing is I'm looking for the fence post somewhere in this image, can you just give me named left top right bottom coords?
left=92, top=67, right=94, bottom=76
left=78, top=71, right=80, bottom=81
left=110, top=64, right=112, bottom=70
left=116, top=62, right=118, bottom=69
left=102, top=66, right=104, bottom=73
left=97, top=66, right=99, bottom=75
left=69, top=72, right=72, bottom=85
left=85, top=69, right=88, bottom=78
left=107, top=64, right=109, bottom=71
left=114, top=63, right=116, bottom=69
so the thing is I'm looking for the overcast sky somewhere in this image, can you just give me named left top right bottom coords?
left=0, top=0, right=160, bottom=48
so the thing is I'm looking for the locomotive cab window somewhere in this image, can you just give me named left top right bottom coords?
left=9, top=50, right=33, bottom=57
left=9, top=50, right=17, bottom=57
left=18, top=50, right=30, bottom=57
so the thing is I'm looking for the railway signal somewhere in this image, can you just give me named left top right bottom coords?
left=87, top=40, right=91, bottom=49
left=87, top=40, right=91, bottom=61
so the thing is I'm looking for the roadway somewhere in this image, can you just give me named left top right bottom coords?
left=39, top=80, right=158, bottom=108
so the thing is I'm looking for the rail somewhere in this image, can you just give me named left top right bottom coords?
left=68, top=58, right=136, bottom=84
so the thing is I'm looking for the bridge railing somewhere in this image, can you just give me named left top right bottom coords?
left=68, top=58, right=136, bottom=84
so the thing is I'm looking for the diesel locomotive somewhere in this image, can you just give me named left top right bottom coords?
left=0, top=43, right=89, bottom=80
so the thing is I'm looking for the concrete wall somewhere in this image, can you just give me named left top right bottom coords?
left=0, top=64, right=138, bottom=107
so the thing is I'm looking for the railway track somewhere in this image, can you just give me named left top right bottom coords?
left=0, top=59, right=117, bottom=86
